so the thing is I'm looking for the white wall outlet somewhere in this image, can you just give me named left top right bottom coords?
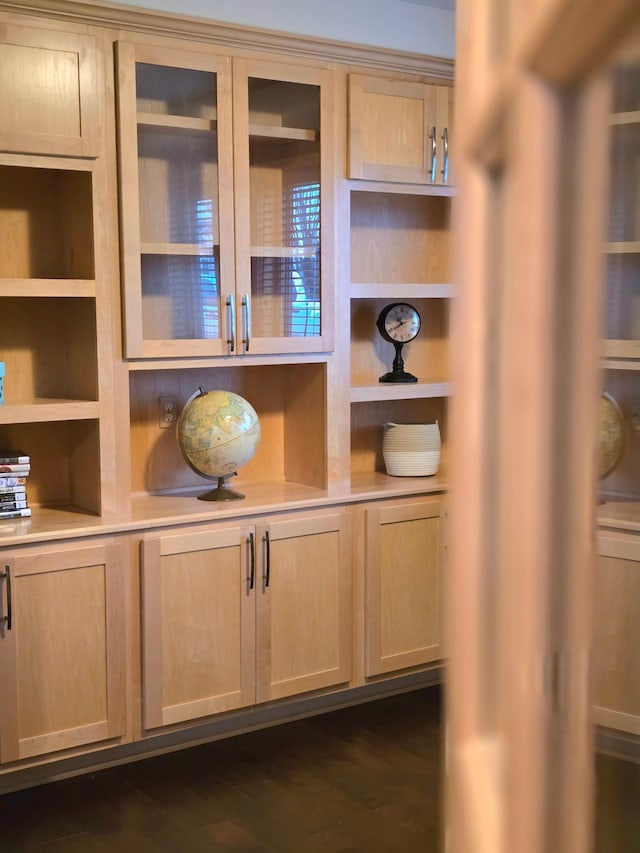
left=159, top=396, right=177, bottom=429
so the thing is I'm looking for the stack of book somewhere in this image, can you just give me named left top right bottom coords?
left=0, top=450, right=31, bottom=519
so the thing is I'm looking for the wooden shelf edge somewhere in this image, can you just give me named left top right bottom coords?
left=348, top=179, right=456, bottom=197
left=350, top=382, right=452, bottom=402
left=140, top=242, right=217, bottom=256
left=598, top=499, right=640, bottom=531
left=0, top=400, right=101, bottom=424
left=350, top=283, right=454, bottom=299
left=137, top=112, right=217, bottom=134
left=0, top=279, right=96, bottom=297
left=604, top=241, right=640, bottom=253
left=601, top=340, right=640, bottom=361
left=251, top=246, right=317, bottom=258
left=249, top=123, right=317, bottom=141
left=609, top=110, right=640, bottom=125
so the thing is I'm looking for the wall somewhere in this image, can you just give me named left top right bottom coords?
left=111, top=0, right=456, bottom=58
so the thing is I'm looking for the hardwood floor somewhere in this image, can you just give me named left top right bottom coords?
left=0, top=687, right=443, bottom=852
left=0, top=685, right=638, bottom=852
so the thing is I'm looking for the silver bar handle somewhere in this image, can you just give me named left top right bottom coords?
left=226, top=293, right=236, bottom=353
left=242, top=293, right=251, bottom=353
left=441, top=127, right=449, bottom=183
left=429, top=126, right=437, bottom=182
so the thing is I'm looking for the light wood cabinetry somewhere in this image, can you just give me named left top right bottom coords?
left=348, top=74, right=453, bottom=186
left=141, top=524, right=255, bottom=729
left=364, top=497, right=444, bottom=676
left=117, top=41, right=333, bottom=359
left=0, top=2, right=453, bottom=789
left=0, top=17, right=119, bottom=521
left=593, top=532, right=640, bottom=735
left=255, top=511, right=352, bottom=702
left=347, top=185, right=453, bottom=485
left=0, top=541, right=126, bottom=763
left=0, top=21, right=99, bottom=157
left=140, top=509, right=352, bottom=730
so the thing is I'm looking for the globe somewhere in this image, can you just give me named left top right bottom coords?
left=177, top=388, right=261, bottom=501
left=598, top=390, right=625, bottom=481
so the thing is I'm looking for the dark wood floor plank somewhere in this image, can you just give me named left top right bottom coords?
left=0, top=687, right=636, bottom=853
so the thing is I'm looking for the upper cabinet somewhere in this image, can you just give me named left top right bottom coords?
left=116, top=42, right=334, bottom=360
left=348, top=73, right=453, bottom=186
left=0, top=22, right=99, bottom=158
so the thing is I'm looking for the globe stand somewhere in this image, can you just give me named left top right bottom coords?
left=198, top=473, right=245, bottom=502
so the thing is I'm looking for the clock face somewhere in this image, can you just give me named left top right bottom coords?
left=379, top=303, right=421, bottom=343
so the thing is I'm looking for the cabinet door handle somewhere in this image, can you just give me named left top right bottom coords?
left=441, top=127, right=449, bottom=183
left=242, top=293, right=251, bottom=353
left=1, top=565, right=12, bottom=631
left=263, top=530, right=270, bottom=589
left=429, top=126, right=437, bottom=182
left=248, top=532, right=255, bottom=590
left=226, top=294, right=236, bottom=352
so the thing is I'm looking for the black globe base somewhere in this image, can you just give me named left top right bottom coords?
left=379, top=370, right=418, bottom=383
left=198, top=474, right=245, bottom=501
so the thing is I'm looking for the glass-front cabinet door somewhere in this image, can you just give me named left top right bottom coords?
left=116, top=42, right=235, bottom=358
left=232, top=59, right=333, bottom=354
left=116, top=45, right=333, bottom=359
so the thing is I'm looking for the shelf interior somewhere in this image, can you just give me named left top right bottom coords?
left=0, top=164, right=94, bottom=280
left=350, top=190, right=451, bottom=285
left=350, top=397, right=447, bottom=478
left=129, top=362, right=327, bottom=496
left=351, top=297, right=449, bottom=387
left=0, top=419, right=102, bottom=514
left=0, top=298, right=98, bottom=404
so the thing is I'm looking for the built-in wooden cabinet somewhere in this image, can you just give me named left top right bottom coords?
left=117, top=41, right=333, bottom=359
left=0, top=21, right=99, bottom=158
left=347, top=188, right=453, bottom=485
left=0, top=3, right=452, bottom=789
left=593, top=531, right=640, bottom=735
left=140, top=523, right=255, bottom=729
left=140, top=509, right=352, bottom=730
left=0, top=20, right=118, bottom=520
left=348, top=74, right=453, bottom=186
left=0, top=541, right=127, bottom=763
left=364, top=497, right=444, bottom=676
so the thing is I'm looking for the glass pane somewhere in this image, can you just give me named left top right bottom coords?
left=135, top=63, right=217, bottom=119
left=608, top=124, right=640, bottom=243
left=248, top=78, right=321, bottom=340
left=141, top=251, right=220, bottom=340
left=137, top=128, right=219, bottom=247
left=134, top=63, right=223, bottom=345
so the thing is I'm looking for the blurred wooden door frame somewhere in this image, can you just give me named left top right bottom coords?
left=447, top=2, right=640, bottom=853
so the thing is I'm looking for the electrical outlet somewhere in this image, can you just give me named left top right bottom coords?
left=159, top=397, right=177, bottom=429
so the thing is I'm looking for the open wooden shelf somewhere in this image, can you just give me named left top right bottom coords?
left=350, top=283, right=454, bottom=299
left=0, top=279, right=96, bottom=297
left=351, top=382, right=451, bottom=403
left=0, top=400, right=100, bottom=424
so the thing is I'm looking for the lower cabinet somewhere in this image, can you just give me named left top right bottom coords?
left=364, top=497, right=445, bottom=677
left=0, top=541, right=127, bottom=764
left=593, top=531, right=640, bottom=735
left=140, top=509, right=352, bottom=730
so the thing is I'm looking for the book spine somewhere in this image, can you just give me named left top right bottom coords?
left=0, top=455, right=30, bottom=464
left=0, top=477, right=27, bottom=487
left=0, top=507, right=32, bottom=519
left=0, top=464, right=30, bottom=474
left=0, top=491, right=27, bottom=502
left=0, top=486, right=26, bottom=497
left=0, top=500, right=28, bottom=511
